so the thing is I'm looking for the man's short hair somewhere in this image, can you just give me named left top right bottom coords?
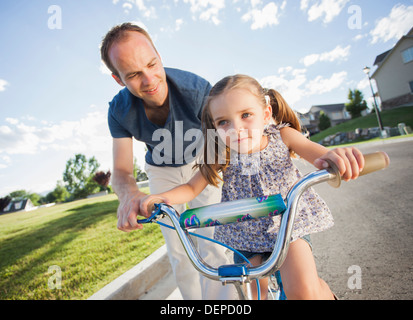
left=100, top=22, right=156, bottom=78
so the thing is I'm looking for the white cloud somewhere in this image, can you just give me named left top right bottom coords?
left=116, top=0, right=157, bottom=19
left=306, top=71, right=347, bottom=95
left=260, top=67, right=307, bottom=107
left=353, top=33, right=367, bottom=42
left=1, top=155, right=11, bottom=164
left=301, top=0, right=349, bottom=23
left=122, top=2, right=133, bottom=14
left=370, top=4, right=413, bottom=44
left=0, top=125, right=12, bottom=135
left=300, top=54, right=319, bottom=67
left=0, top=79, right=9, bottom=92
left=300, top=45, right=351, bottom=66
left=356, top=77, right=369, bottom=91
left=0, top=111, right=150, bottom=196
left=300, top=0, right=309, bottom=10
left=242, top=1, right=286, bottom=30
left=259, top=68, right=347, bottom=111
left=175, top=18, right=184, bottom=31
left=5, top=118, right=19, bottom=125
left=159, top=19, right=185, bottom=34
left=183, top=0, right=225, bottom=25
left=0, top=111, right=130, bottom=195
left=0, top=111, right=111, bottom=157
left=250, top=0, right=262, bottom=7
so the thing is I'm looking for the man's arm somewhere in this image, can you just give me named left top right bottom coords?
left=112, top=137, right=148, bottom=232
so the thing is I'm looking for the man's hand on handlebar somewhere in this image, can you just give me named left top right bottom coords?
left=116, top=191, right=149, bottom=232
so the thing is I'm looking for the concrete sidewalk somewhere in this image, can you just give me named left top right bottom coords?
left=88, top=245, right=182, bottom=300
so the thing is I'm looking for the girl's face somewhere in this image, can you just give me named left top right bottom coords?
left=209, top=88, right=272, bottom=154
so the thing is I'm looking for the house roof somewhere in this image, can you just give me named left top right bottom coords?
left=371, top=27, right=413, bottom=78
left=310, top=103, right=345, bottom=113
left=373, top=49, right=391, bottom=66
left=1, top=199, right=34, bottom=213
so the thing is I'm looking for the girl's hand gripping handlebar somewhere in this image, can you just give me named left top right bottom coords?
left=326, top=151, right=390, bottom=187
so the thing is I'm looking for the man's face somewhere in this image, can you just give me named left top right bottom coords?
left=109, top=32, right=168, bottom=108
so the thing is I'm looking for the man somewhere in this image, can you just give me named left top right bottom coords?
left=100, top=23, right=236, bottom=300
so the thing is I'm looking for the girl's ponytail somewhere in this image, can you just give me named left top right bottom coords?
left=265, top=88, right=301, bottom=132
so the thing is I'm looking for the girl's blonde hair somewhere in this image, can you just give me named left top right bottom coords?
left=196, top=74, right=301, bottom=186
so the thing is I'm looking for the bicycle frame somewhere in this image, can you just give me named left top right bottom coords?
left=138, top=152, right=389, bottom=300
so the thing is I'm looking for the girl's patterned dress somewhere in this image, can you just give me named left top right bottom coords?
left=214, top=124, right=334, bottom=252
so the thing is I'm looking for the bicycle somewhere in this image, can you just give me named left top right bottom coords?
left=138, top=152, right=390, bottom=300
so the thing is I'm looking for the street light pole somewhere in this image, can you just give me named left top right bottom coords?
left=363, top=66, right=386, bottom=138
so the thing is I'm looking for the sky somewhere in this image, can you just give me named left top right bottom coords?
left=0, top=0, right=412, bottom=197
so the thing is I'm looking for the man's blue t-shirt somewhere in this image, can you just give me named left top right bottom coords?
left=108, top=68, right=211, bottom=167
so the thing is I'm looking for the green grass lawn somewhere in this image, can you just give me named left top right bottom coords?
left=0, top=191, right=164, bottom=300
left=310, top=106, right=413, bottom=143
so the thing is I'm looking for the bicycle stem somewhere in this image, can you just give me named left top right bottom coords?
left=249, top=167, right=337, bottom=279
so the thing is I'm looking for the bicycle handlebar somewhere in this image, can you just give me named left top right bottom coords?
left=138, top=152, right=390, bottom=283
left=327, top=151, right=390, bottom=187
left=360, top=151, right=390, bottom=176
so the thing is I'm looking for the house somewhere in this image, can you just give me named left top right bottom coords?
left=299, top=103, right=351, bottom=135
left=1, top=198, right=36, bottom=214
left=309, top=103, right=352, bottom=126
left=371, top=27, right=413, bottom=109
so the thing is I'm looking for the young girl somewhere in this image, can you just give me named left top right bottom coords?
left=140, top=74, right=364, bottom=300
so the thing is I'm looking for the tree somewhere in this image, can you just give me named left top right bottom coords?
left=28, top=193, right=41, bottom=206
left=93, top=170, right=111, bottom=191
left=45, top=181, right=70, bottom=203
left=133, top=157, right=148, bottom=182
left=63, top=154, right=100, bottom=200
left=345, top=89, right=367, bottom=119
left=318, top=112, right=331, bottom=131
left=9, top=190, right=28, bottom=200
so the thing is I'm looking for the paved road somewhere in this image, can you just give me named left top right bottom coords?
left=295, top=139, right=413, bottom=300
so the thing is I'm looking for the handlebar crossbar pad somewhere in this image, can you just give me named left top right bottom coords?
left=218, top=264, right=249, bottom=277
left=179, top=194, right=286, bottom=229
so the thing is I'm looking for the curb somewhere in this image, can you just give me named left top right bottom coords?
left=362, top=135, right=413, bottom=146
left=88, top=245, right=174, bottom=300
left=332, top=135, right=413, bottom=148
